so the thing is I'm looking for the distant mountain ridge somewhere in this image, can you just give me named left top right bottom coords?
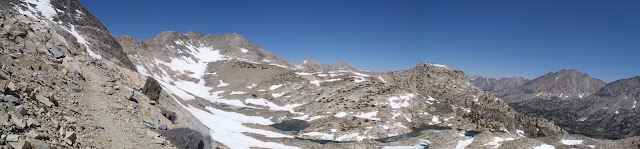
left=469, top=75, right=529, bottom=96
left=295, top=57, right=358, bottom=72
left=474, top=69, right=640, bottom=139
left=501, top=69, right=606, bottom=102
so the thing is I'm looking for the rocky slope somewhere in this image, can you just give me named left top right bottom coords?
left=469, top=75, right=529, bottom=97
left=0, top=1, right=205, bottom=148
left=2, top=0, right=134, bottom=70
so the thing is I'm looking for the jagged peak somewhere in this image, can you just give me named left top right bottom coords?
left=300, top=57, right=321, bottom=65
left=419, top=62, right=451, bottom=69
left=116, top=35, right=136, bottom=42
left=331, top=61, right=356, bottom=71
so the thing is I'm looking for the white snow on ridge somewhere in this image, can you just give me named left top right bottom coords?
left=560, top=139, right=583, bottom=145
left=269, top=63, right=289, bottom=69
left=160, top=39, right=226, bottom=79
left=428, top=63, right=448, bottom=68
left=240, top=48, right=248, bottom=53
left=19, top=0, right=101, bottom=60
left=60, top=26, right=102, bottom=59
left=17, top=0, right=58, bottom=22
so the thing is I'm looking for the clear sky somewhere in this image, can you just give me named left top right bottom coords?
left=79, top=0, right=639, bottom=82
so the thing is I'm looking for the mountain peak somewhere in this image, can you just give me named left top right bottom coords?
left=331, top=61, right=356, bottom=71
left=301, top=57, right=321, bottom=66
left=502, top=69, right=606, bottom=101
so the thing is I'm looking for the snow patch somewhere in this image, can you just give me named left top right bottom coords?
left=425, top=96, right=438, bottom=104
left=455, top=138, right=474, bottom=149
left=245, top=98, right=303, bottom=113
left=533, top=144, right=555, bottom=149
left=217, top=80, right=229, bottom=87
left=388, top=93, right=415, bottom=109
left=301, top=132, right=334, bottom=140
left=334, top=112, right=348, bottom=118
left=516, top=129, right=525, bottom=137
left=431, top=116, right=441, bottom=124
left=560, top=139, right=583, bottom=145
left=378, top=76, right=386, bottom=83
left=240, top=48, right=248, bottom=53
left=307, top=115, right=326, bottom=121
left=271, top=92, right=285, bottom=98
left=60, top=26, right=101, bottom=59
left=17, top=0, right=58, bottom=22
left=310, top=80, right=322, bottom=86
left=295, top=72, right=312, bottom=76
left=183, top=106, right=298, bottom=149
left=484, top=137, right=514, bottom=148
left=270, top=84, right=283, bottom=90
left=429, top=63, right=448, bottom=68
left=230, top=91, right=246, bottom=95
left=354, top=111, right=380, bottom=120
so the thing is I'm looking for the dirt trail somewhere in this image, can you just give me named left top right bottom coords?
left=78, top=64, right=163, bottom=148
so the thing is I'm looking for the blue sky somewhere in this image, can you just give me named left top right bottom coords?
left=79, top=0, right=639, bottom=82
